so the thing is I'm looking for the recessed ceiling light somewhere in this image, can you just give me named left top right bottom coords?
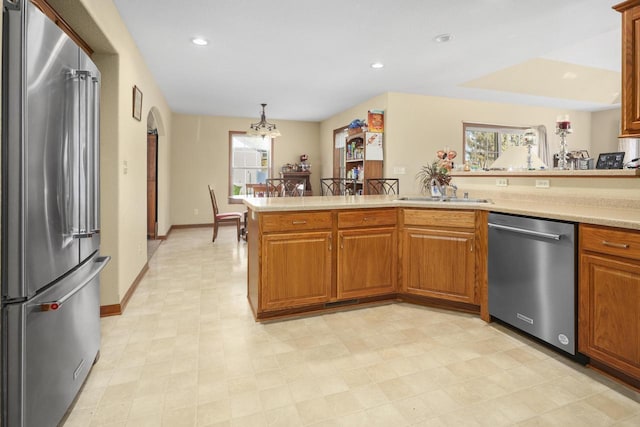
left=434, top=33, right=453, bottom=43
left=371, top=62, right=384, bottom=69
left=191, top=37, right=209, bottom=46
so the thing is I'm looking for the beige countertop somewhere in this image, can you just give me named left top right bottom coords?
left=450, top=169, right=640, bottom=178
left=243, top=195, right=640, bottom=231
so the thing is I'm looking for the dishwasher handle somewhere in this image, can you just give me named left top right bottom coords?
left=489, top=223, right=561, bottom=240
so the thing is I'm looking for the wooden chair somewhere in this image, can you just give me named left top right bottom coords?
left=366, top=178, right=399, bottom=195
left=208, top=185, right=244, bottom=242
left=320, top=178, right=356, bottom=195
left=265, top=178, right=306, bottom=197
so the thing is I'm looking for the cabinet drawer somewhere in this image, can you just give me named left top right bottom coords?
left=403, top=209, right=475, bottom=229
left=262, top=211, right=332, bottom=233
left=580, top=224, right=640, bottom=261
left=338, top=209, right=396, bottom=228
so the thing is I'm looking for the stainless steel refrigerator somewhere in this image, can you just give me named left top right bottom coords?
left=2, top=1, right=110, bottom=426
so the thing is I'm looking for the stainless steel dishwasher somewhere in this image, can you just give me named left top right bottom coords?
left=488, top=212, right=577, bottom=355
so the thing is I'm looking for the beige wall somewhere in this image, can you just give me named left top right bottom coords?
left=320, top=92, right=593, bottom=195
left=591, top=107, right=621, bottom=157
left=170, top=114, right=320, bottom=225
left=45, top=0, right=174, bottom=307
left=319, top=93, right=389, bottom=180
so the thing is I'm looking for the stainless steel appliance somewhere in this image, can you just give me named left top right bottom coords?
left=618, top=137, right=640, bottom=167
left=488, top=213, right=577, bottom=355
left=2, top=1, right=110, bottom=426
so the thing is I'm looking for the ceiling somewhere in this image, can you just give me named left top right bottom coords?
left=112, top=0, right=621, bottom=122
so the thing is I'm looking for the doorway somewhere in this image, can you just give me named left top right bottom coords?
left=147, top=130, right=158, bottom=240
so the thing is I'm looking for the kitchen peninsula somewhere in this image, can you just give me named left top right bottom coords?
left=244, top=172, right=640, bottom=386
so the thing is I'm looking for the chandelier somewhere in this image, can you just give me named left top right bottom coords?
left=247, top=103, right=281, bottom=138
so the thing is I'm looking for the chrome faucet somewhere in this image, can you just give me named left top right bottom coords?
left=449, top=183, right=458, bottom=199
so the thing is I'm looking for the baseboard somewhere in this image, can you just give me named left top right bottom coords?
left=99, top=304, right=121, bottom=317
left=99, top=262, right=149, bottom=317
left=158, top=222, right=239, bottom=240
left=171, top=223, right=213, bottom=229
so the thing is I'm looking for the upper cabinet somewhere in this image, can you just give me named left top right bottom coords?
left=615, top=1, right=640, bottom=137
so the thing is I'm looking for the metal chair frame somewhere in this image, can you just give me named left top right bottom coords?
left=320, top=178, right=357, bottom=195
left=264, top=178, right=306, bottom=197
left=365, top=178, right=399, bottom=195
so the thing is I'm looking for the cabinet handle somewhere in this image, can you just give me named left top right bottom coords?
left=328, top=236, right=332, bottom=251
left=341, top=235, right=344, bottom=249
left=602, top=240, right=629, bottom=249
left=292, top=220, right=307, bottom=225
left=470, top=242, right=473, bottom=252
left=363, top=217, right=369, bottom=221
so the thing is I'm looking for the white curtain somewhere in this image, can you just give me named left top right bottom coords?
left=535, top=125, right=551, bottom=167
left=334, top=129, right=347, bottom=149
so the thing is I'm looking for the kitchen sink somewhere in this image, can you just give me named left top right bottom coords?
left=396, top=196, right=492, bottom=203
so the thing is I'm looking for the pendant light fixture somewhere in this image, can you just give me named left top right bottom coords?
left=247, top=103, right=281, bottom=138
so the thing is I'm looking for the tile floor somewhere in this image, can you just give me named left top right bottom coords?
left=65, top=226, right=640, bottom=426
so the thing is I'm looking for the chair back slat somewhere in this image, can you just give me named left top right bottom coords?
left=365, top=178, right=399, bottom=195
left=208, top=185, right=220, bottom=216
left=320, top=178, right=357, bottom=195
left=265, top=178, right=306, bottom=197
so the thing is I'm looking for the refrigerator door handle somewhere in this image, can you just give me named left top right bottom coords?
left=68, top=69, right=83, bottom=238
left=4, top=0, right=20, bottom=9
left=40, top=255, right=110, bottom=311
left=92, top=76, right=101, bottom=234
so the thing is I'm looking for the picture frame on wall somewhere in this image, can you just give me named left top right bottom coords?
left=132, top=85, right=143, bottom=121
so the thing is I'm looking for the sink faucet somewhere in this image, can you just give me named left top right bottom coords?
left=449, top=183, right=458, bottom=199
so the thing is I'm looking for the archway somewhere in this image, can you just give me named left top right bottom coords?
left=146, top=107, right=165, bottom=242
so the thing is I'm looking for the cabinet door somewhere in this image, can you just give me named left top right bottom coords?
left=402, top=228, right=476, bottom=304
left=617, top=3, right=640, bottom=136
left=579, top=253, right=640, bottom=378
left=261, top=231, right=332, bottom=311
left=337, top=227, right=397, bottom=299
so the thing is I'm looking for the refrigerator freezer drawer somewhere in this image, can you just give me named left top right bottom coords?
left=3, top=254, right=109, bottom=427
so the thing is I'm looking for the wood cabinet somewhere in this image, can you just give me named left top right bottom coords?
left=256, top=212, right=332, bottom=313
left=345, top=131, right=383, bottom=194
left=248, top=206, right=488, bottom=321
left=400, top=209, right=479, bottom=305
left=614, top=1, right=640, bottom=137
left=579, top=224, right=640, bottom=380
left=261, top=231, right=332, bottom=311
left=337, top=209, right=397, bottom=299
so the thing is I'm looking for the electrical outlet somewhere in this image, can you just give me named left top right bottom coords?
left=194, top=208, right=199, bottom=215
left=535, top=179, right=550, bottom=188
left=393, top=166, right=406, bottom=175
left=496, top=178, right=508, bottom=187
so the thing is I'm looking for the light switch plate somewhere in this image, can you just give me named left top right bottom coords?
left=535, top=179, right=550, bottom=188
left=496, top=178, right=508, bottom=187
left=393, top=166, right=406, bottom=175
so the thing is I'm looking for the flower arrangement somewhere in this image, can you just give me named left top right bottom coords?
left=416, top=149, right=457, bottom=195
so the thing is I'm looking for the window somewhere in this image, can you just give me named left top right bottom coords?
left=228, top=131, right=273, bottom=202
left=463, top=123, right=532, bottom=169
